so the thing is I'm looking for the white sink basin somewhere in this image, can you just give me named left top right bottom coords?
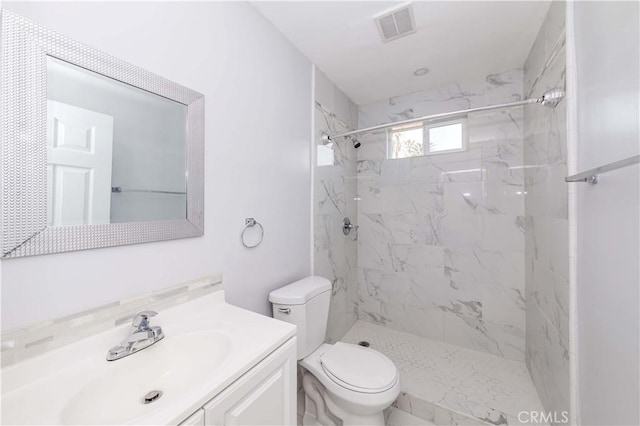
left=1, top=290, right=296, bottom=425
left=61, top=332, right=230, bottom=425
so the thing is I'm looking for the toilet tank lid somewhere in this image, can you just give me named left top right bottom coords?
left=269, top=276, right=332, bottom=305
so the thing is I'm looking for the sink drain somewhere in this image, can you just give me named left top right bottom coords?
left=141, top=390, right=163, bottom=404
left=357, top=341, right=370, bottom=347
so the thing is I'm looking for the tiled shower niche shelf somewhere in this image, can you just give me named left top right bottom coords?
left=342, top=321, right=547, bottom=426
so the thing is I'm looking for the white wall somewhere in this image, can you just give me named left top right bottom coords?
left=1, top=1, right=312, bottom=332
left=572, top=2, right=640, bottom=425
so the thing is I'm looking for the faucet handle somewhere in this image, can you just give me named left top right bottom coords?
left=131, top=310, right=158, bottom=329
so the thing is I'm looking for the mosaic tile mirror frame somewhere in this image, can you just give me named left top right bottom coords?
left=0, top=10, right=205, bottom=258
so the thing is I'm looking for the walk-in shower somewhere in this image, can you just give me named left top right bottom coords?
left=313, top=57, right=570, bottom=423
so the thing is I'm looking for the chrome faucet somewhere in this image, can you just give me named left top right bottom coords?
left=106, top=310, right=164, bottom=361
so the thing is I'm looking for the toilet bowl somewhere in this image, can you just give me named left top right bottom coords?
left=269, top=276, right=400, bottom=426
left=301, top=343, right=400, bottom=425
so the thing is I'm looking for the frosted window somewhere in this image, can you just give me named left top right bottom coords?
left=429, top=123, right=463, bottom=152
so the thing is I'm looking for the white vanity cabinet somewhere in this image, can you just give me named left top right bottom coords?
left=203, top=337, right=296, bottom=425
left=179, top=337, right=297, bottom=426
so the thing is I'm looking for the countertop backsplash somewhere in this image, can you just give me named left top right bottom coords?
left=1, top=274, right=222, bottom=368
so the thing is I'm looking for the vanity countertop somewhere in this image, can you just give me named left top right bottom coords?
left=1, top=290, right=296, bottom=425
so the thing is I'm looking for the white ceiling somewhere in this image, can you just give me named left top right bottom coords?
left=252, top=1, right=551, bottom=105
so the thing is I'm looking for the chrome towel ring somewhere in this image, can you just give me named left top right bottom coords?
left=241, top=218, right=264, bottom=248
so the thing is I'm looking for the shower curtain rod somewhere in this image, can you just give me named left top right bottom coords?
left=323, top=88, right=565, bottom=142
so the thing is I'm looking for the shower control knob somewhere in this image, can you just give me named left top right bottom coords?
left=342, top=217, right=358, bottom=236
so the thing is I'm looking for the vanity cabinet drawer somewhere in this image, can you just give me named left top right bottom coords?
left=203, top=337, right=296, bottom=426
left=180, top=409, right=205, bottom=426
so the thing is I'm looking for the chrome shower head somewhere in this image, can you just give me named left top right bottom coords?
left=322, top=132, right=361, bottom=149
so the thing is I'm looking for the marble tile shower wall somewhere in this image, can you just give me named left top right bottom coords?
left=313, top=69, right=359, bottom=342
left=523, top=1, right=570, bottom=421
left=356, top=69, right=527, bottom=361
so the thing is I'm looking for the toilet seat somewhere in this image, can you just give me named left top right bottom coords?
left=300, top=343, right=401, bottom=420
left=320, top=342, right=398, bottom=394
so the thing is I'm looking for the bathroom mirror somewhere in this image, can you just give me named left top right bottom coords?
left=1, top=11, right=204, bottom=258
left=47, top=57, right=189, bottom=225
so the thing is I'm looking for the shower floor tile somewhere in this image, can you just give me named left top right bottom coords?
left=341, top=321, right=547, bottom=426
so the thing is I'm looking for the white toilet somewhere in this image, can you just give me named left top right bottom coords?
left=269, top=276, right=400, bottom=426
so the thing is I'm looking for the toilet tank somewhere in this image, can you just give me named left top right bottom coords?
left=269, top=276, right=332, bottom=360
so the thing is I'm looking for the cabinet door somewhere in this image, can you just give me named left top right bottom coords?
left=204, top=338, right=296, bottom=426
left=180, top=409, right=204, bottom=426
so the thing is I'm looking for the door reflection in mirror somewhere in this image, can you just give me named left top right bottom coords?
left=46, top=56, right=187, bottom=225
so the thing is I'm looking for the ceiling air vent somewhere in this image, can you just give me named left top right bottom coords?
left=375, top=4, right=416, bottom=43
